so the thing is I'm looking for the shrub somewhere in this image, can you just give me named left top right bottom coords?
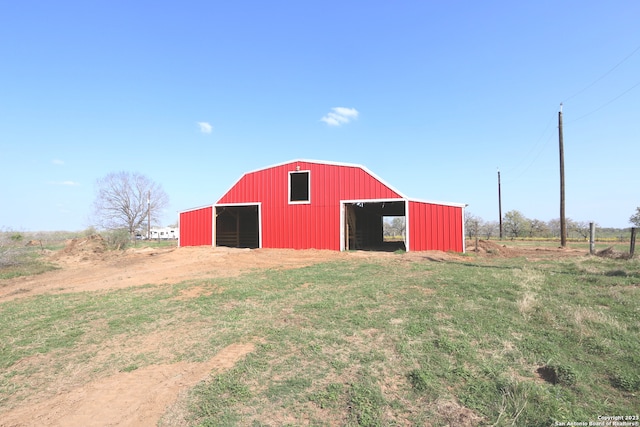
left=537, top=363, right=577, bottom=386
left=611, top=371, right=640, bottom=392
left=103, top=229, right=131, bottom=250
left=0, top=231, right=20, bottom=267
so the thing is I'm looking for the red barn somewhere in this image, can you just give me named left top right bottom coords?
left=179, top=159, right=466, bottom=252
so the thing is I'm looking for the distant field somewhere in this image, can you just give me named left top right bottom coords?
left=1, top=241, right=638, bottom=426
left=478, top=238, right=633, bottom=255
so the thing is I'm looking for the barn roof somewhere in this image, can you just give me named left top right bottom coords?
left=219, top=159, right=466, bottom=208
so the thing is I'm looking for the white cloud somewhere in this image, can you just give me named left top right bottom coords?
left=198, top=122, right=213, bottom=134
left=49, top=180, right=80, bottom=186
left=52, top=159, right=64, bottom=165
left=321, top=107, right=359, bottom=126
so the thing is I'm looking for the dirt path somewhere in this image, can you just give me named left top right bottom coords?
left=0, top=245, right=352, bottom=303
left=0, top=343, right=255, bottom=427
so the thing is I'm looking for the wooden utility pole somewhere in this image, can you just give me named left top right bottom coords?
left=147, top=190, right=151, bottom=240
left=497, top=168, right=503, bottom=239
left=559, top=104, right=567, bottom=247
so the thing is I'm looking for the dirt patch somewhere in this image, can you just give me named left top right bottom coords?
left=471, top=239, right=513, bottom=256
left=0, top=343, right=254, bottom=427
left=595, top=246, right=630, bottom=259
left=50, top=234, right=108, bottom=262
left=0, top=246, right=350, bottom=303
left=466, top=239, right=586, bottom=260
left=171, top=284, right=221, bottom=300
left=433, top=398, right=484, bottom=426
left=1, top=240, right=590, bottom=303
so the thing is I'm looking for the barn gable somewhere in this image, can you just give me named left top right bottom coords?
left=180, top=159, right=465, bottom=252
left=217, top=160, right=405, bottom=205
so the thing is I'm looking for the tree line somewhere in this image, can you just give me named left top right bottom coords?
left=465, top=209, right=637, bottom=241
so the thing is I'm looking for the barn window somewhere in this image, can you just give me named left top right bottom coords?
left=289, top=171, right=310, bottom=203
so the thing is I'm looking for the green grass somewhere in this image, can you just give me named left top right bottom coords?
left=0, top=247, right=59, bottom=279
left=1, top=253, right=639, bottom=426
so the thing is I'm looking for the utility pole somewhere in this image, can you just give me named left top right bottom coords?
left=147, top=190, right=151, bottom=240
left=497, top=168, right=503, bottom=239
left=559, top=104, right=567, bottom=247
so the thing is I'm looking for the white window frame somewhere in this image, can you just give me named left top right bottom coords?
left=288, top=170, right=311, bottom=204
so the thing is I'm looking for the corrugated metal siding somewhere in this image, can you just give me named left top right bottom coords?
left=217, top=161, right=403, bottom=250
left=179, top=206, right=212, bottom=247
left=408, top=201, right=463, bottom=252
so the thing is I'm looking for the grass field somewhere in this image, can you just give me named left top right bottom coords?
left=487, top=238, right=634, bottom=254
left=1, top=245, right=639, bottom=426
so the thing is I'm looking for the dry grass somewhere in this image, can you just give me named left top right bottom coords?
left=2, top=246, right=639, bottom=425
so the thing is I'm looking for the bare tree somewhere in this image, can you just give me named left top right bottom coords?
left=528, top=219, right=550, bottom=238
left=391, top=217, right=405, bottom=237
left=481, top=221, right=498, bottom=240
left=464, top=211, right=482, bottom=239
left=547, top=218, right=561, bottom=238
left=91, top=172, right=169, bottom=237
left=571, top=221, right=596, bottom=240
left=383, top=217, right=406, bottom=238
left=630, top=207, right=640, bottom=227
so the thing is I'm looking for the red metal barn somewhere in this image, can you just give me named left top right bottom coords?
left=179, top=160, right=466, bottom=252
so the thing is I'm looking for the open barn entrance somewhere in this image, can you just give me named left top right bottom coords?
left=215, top=205, right=260, bottom=248
left=343, top=200, right=406, bottom=251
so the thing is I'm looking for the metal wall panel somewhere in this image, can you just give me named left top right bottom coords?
left=217, top=161, right=403, bottom=250
left=408, top=201, right=463, bottom=252
left=179, top=206, right=212, bottom=247
left=180, top=161, right=464, bottom=252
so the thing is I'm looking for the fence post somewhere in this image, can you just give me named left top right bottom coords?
left=631, top=228, right=637, bottom=258
left=589, top=222, right=595, bottom=255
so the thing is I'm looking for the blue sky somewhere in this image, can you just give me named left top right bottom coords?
left=1, top=0, right=639, bottom=231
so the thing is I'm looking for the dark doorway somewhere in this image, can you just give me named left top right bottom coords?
left=344, top=201, right=406, bottom=251
left=215, top=205, right=259, bottom=248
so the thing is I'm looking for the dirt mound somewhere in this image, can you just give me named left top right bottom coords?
left=595, top=246, right=630, bottom=259
left=470, top=240, right=511, bottom=256
left=51, top=234, right=108, bottom=262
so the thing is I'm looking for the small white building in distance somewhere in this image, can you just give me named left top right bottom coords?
left=150, top=227, right=179, bottom=240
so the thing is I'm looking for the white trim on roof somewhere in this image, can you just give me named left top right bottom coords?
left=341, top=197, right=406, bottom=204
left=178, top=204, right=213, bottom=214
left=245, top=158, right=364, bottom=173
left=215, top=202, right=261, bottom=207
left=211, top=159, right=466, bottom=210
left=408, top=198, right=468, bottom=208
left=233, top=159, right=410, bottom=199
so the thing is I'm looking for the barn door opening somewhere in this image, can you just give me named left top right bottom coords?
left=215, top=205, right=260, bottom=248
left=343, top=201, right=406, bottom=251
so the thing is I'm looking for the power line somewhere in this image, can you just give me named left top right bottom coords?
left=562, top=43, right=640, bottom=104
left=502, top=111, right=556, bottom=184
left=565, top=78, right=640, bottom=124
left=493, top=43, right=640, bottom=204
